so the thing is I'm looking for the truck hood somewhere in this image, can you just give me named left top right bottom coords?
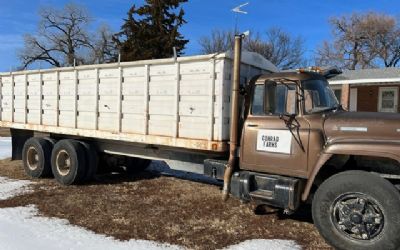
left=324, top=111, right=400, bottom=142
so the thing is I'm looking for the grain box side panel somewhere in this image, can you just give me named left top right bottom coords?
left=13, top=75, right=26, bottom=123
left=121, top=65, right=148, bottom=135
left=1, top=76, right=13, bottom=122
left=42, top=72, right=58, bottom=126
left=58, top=71, right=75, bottom=128
left=178, top=60, right=214, bottom=140
left=147, top=64, right=176, bottom=137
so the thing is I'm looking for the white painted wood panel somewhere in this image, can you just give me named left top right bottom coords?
left=0, top=52, right=276, bottom=151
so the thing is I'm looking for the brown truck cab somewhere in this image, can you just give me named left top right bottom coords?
left=219, top=65, right=400, bottom=249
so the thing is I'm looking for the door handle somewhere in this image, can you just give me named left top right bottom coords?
left=247, top=124, right=258, bottom=127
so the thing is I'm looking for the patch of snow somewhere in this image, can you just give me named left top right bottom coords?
left=224, top=239, right=301, bottom=250
left=0, top=137, right=11, bottom=160
left=0, top=205, right=182, bottom=250
left=0, top=176, right=31, bottom=200
left=0, top=205, right=301, bottom=250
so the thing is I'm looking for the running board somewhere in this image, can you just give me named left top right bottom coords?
left=249, top=189, right=274, bottom=201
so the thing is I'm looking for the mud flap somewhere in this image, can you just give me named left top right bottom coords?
left=11, top=129, right=33, bottom=160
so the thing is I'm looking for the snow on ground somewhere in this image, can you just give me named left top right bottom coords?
left=0, top=137, right=300, bottom=250
left=0, top=177, right=32, bottom=200
left=0, top=205, right=301, bottom=250
left=0, top=206, right=183, bottom=250
left=224, top=239, right=301, bottom=250
left=0, top=137, right=11, bottom=160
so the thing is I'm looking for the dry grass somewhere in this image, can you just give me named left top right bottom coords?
left=0, top=159, right=331, bottom=250
left=0, top=128, right=10, bottom=137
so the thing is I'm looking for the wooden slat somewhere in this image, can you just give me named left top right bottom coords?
left=208, top=59, right=216, bottom=141
left=117, top=66, right=123, bottom=132
left=39, top=72, right=43, bottom=125
left=24, top=74, right=28, bottom=124
left=74, top=70, right=78, bottom=128
left=173, top=62, right=180, bottom=138
left=11, top=74, right=14, bottom=122
left=55, top=71, right=60, bottom=126
left=95, top=68, right=99, bottom=130
left=143, top=64, right=149, bottom=135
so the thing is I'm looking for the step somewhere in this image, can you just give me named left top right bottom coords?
left=249, top=189, right=274, bottom=200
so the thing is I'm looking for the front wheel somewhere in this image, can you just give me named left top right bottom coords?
left=312, top=170, right=400, bottom=250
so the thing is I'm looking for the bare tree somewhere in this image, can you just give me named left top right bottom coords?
left=246, top=28, right=306, bottom=70
left=316, top=12, right=400, bottom=69
left=198, top=29, right=235, bottom=54
left=89, top=25, right=118, bottom=64
left=18, top=3, right=116, bottom=69
left=198, top=28, right=306, bottom=70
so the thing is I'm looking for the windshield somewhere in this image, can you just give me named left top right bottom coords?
left=302, top=79, right=339, bottom=114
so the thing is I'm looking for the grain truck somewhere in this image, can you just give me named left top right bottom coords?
left=1, top=35, right=399, bottom=250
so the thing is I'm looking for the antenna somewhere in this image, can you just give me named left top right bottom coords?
left=232, top=2, right=249, bottom=34
left=232, top=2, right=249, bottom=14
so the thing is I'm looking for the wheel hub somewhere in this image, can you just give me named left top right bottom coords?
left=56, top=150, right=71, bottom=176
left=331, top=193, right=384, bottom=240
left=350, top=213, right=363, bottom=224
left=27, top=146, right=39, bottom=171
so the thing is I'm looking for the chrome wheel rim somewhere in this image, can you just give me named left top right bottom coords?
left=56, top=150, right=71, bottom=176
left=331, top=192, right=384, bottom=240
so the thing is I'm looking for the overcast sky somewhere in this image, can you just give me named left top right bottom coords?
left=0, top=0, right=399, bottom=71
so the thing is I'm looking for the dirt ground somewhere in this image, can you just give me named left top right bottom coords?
left=0, top=159, right=331, bottom=250
left=0, top=128, right=10, bottom=137
left=0, top=127, right=331, bottom=249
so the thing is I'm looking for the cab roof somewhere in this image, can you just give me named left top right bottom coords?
left=254, top=71, right=326, bottom=84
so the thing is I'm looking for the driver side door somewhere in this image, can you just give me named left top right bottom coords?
left=240, top=82, right=310, bottom=178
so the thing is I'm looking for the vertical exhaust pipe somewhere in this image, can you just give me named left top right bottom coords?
left=222, top=34, right=242, bottom=201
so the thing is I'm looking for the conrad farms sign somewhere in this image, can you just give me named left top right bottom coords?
left=256, top=129, right=292, bottom=154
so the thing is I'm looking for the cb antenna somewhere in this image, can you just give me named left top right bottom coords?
left=232, top=2, right=249, bottom=34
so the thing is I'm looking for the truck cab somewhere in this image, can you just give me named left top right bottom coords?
left=241, top=72, right=336, bottom=178
left=225, top=68, right=400, bottom=250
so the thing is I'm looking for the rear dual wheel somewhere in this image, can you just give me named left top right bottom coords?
left=51, top=140, right=98, bottom=185
left=22, top=137, right=98, bottom=185
left=51, top=140, right=86, bottom=185
left=22, top=137, right=53, bottom=178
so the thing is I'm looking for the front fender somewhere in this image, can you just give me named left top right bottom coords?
left=301, top=140, right=400, bottom=201
left=324, top=140, right=400, bottom=163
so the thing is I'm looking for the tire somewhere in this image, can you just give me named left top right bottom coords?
left=51, top=139, right=87, bottom=185
left=312, top=170, right=400, bottom=250
left=125, top=157, right=151, bottom=174
left=43, top=137, right=57, bottom=145
left=22, top=137, right=53, bottom=178
left=79, top=141, right=98, bottom=181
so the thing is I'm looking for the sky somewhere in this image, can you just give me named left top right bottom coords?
left=0, top=0, right=399, bottom=71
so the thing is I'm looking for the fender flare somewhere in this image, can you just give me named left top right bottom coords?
left=301, top=141, right=400, bottom=201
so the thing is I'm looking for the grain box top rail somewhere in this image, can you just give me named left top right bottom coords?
left=0, top=51, right=278, bottom=76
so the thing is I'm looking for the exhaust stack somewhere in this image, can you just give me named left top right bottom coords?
left=222, top=34, right=242, bottom=201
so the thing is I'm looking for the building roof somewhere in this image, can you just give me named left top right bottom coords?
left=329, top=67, right=400, bottom=85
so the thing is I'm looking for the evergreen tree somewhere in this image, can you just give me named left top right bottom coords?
left=114, top=0, right=188, bottom=62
